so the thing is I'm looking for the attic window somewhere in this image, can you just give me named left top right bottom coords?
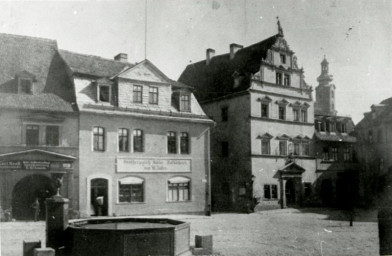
left=280, top=54, right=286, bottom=64
left=180, top=94, right=191, bottom=112
left=19, top=78, right=33, bottom=94
left=98, top=85, right=110, bottom=103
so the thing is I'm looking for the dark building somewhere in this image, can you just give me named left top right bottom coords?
left=313, top=56, right=359, bottom=207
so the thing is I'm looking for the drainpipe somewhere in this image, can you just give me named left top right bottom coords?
left=206, top=128, right=212, bottom=216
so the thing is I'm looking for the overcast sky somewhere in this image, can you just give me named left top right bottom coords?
left=0, top=0, right=391, bottom=123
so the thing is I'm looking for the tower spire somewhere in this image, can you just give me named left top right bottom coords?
left=277, top=16, right=284, bottom=36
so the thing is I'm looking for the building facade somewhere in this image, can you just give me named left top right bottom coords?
left=60, top=51, right=213, bottom=218
left=0, top=34, right=79, bottom=220
left=313, top=57, right=359, bottom=208
left=179, top=23, right=317, bottom=211
left=356, top=98, right=392, bottom=206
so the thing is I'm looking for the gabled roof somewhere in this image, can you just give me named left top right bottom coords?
left=178, top=34, right=280, bottom=102
left=0, top=33, right=76, bottom=111
left=59, top=49, right=133, bottom=78
left=257, top=133, right=273, bottom=139
left=278, top=161, right=305, bottom=174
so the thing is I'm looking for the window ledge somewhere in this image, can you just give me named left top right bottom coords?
left=165, top=200, right=192, bottom=203
left=116, top=202, right=146, bottom=205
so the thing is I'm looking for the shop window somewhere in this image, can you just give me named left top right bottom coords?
left=279, top=140, right=287, bottom=156
left=261, top=103, right=269, bottom=118
left=26, top=125, right=39, bottom=146
left=276, top=72, right=282, bottom=85
left=118, top=128, right=129, bottom=152
left=167, top=177, right=190, bottom=202
left=46, top=125, right=59, bottom=146
left=19, top=78, right=33, bottom=94
left=118, top=177, right=144, bottom=203
left=133, top=85, right=143, bottom=103
left=284, top=74, right=290, bottom=86
left=264, top=184, right=278, bottom=199
left=221, top=107, right=228, bottom=122
left=278, top=106, right=286, bottom=120
left=133, top=129, right=144, bottom=152
left=180, top=94, right=191, bottom=112
left=304, top=183, right=312, bottom=197
left=93, top=126, right=105, bottom=151
left=149, top=87, right=158, bottom=104
left=180, top=132, right=189, bottom=154
left=301, top=109, right=307, bottom=122
left=167, top=131, right=177, bottom=154
left=261, top=139, right=270, bottom=155
left=98, top=85, right=110, bottom=103
left=221, top=141, right=229, bottom=157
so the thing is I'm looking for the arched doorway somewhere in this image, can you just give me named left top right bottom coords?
left=90, top=178, right=108, bottom=216
left=12, top=175, right=55, bottom=220
left=285, top=179, right=296, bottom=206
left=321, top=179, right=333, bottom=206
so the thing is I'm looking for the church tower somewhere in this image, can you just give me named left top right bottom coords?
left=315, top=56, right=337, bottom=115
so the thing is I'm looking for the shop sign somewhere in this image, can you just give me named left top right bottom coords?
left=0, top=161, right=72, bottom=170
left=117, top=158, right=191, bottom=173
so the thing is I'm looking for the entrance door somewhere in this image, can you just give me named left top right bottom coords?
left=12, top=175, right=55, bottom=220
left=90, top=178, right=108, bottom=216
left=285, top=179, right=296, bottom=206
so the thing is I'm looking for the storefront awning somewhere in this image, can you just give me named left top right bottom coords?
left=168, top=177, right=190, bottom=184
left=119, top=177, right=144, bottom=185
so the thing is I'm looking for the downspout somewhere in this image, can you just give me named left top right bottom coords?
left=206, top=127, right=212, bottom=216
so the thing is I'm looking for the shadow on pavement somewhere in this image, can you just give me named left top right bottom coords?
left=297, top=207, right=378, bottom=223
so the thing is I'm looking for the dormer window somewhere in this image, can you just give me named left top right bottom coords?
left=98, top=85, right=110, bottom=103
left=280, top=54, right=286, bottom=64
left=180, top=94, right=191, bottom=112
left=18, top=78, right=33, bottom=94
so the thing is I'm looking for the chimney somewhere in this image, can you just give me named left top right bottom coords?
left=230, top=43, right=243, bottom=59
left=206, top=48, right=215, bottom=65
left=114, top=53, right=128, bottom=63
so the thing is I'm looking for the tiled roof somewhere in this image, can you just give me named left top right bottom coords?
left=315, top=131, right=356, bottom=143
left=59, top=50, right=133, bottom=78
left=178, top=35, right=279, bottom=102
left=0, top=93, right=75, bottom=112
left=0, top=33, right=76, bottom=110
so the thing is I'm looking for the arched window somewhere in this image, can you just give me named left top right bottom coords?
left=118, top=176, right=144, bottom=203
left=167, top=177, right=190, bottom=202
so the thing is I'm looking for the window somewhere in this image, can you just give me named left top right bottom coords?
left=98, top=85, right=110, bottom=103
left=279, top=140, right=287, bottom=156
left=118, top=128, right=129, bottom=152
left=293, top=142, right=300, bottom=155
left=180, top=132, right=189, bottom=154
left=133, top=85, right=143, bottom=103
left=133, top=129, right=144, bottom=152
left=167, top=131, right=177, bottom=154
left=343, top=147, right=352, bottom=161
left=368, top=130, right=373, bottom=143
left=26, top=125, right=39, bottom=146
left=320, top=122, right=326, bottom=132
left=284, top=74, right=290, bottom=86
left=221, top=107, right=228, bottom=122
left=276, top=72, right=282, bottom=85
left=168, top=177, right=190, bottom=202
left=326, top=121, right=330, bottom=132
left=280, top=54, right=286, bottom=64
left=261, top=139, right=270, bottom=155
left=19, top=79, right=32, bottom=94
left=149, top=87, right=158, bottom=104
left=180, top=94, right=191, bottom=112
left=118, top=177, right=144, bottom=203
left=331, top=147, right=338, bottom=161
left=278, top=106, right=286, bottom=120
left=261, top=103, right=269, bottom=118
left=330, top=122, right=336, bottom=133
left=93, top=127, right=105, bottom=151
left=221, top=141, right=229, bottom=157
left=315, top=121, right=321, bottom=131
left=323, top=147, right=329, bottom=160
left=340, top=123, right=347, bottom=133
left=46, top=126, right=59, bottom=146
left=264, top=184, right=278, bottom=199
left=302, top=142, right=310, bottom=156
left=304, top=183, right=312, bottom=197
left=301, top=109, right=307, bottom=122
left=293, top=108, right=299, bottom=122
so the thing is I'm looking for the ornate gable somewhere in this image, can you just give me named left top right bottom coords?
left=271, top=37, right=293, bottom=54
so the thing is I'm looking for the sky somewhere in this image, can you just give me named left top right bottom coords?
left=0, top=0, right=391, bottom=123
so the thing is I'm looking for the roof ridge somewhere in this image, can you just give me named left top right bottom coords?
left=0, top=32, right=57, bottom=45
left=59, top=49, right=135, bottom=65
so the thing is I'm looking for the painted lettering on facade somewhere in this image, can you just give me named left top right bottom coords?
left=117, top=158, right=191, bottom=173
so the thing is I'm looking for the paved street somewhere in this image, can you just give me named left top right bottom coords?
left=0, top=208, right=379, bottom=256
